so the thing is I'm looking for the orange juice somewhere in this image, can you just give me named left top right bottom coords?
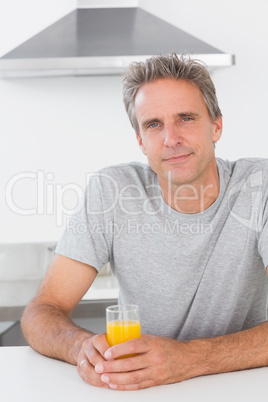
left=106, top=319, right=141, bottom=346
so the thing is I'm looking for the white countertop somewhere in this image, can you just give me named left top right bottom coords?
left=1, top=346, right=268, bottom=402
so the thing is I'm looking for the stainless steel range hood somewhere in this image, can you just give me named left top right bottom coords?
left=0, top=7, right=235, bottom=78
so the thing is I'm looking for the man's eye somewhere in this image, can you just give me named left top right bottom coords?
left=182, top=117, right=193, bottom=122
left=148, top=123, right=159, bottom=128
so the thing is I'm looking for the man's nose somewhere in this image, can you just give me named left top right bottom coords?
left=163, top=125, right=182, bottom=147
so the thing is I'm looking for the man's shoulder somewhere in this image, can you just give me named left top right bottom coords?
left=217, top=157, right=268, bottom=179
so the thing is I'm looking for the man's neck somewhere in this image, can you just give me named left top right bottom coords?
left=159, top=168, right=220, bottom=214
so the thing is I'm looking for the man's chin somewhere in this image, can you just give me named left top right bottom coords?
left=163, top=169, right=193, bottom=186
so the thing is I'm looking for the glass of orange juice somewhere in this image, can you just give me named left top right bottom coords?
left=106, top=305, right=141, bottom=348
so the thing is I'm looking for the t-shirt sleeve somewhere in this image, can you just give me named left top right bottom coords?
left=55, top=174, right=110, bottom=272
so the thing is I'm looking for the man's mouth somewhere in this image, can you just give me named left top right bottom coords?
left=163, top=153, right=192, bottom=163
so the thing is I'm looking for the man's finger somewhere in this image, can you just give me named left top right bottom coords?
left=109, top=379, right=155, bottom=391
left=77, top=358, right=109, bottom=388
left=100, top=368, right=153, bottom=389
left=83, top=333, right=110, bottom=364
left=95, top=352, right=148, bottom=374
left=104, top=336, right=153, bottom=360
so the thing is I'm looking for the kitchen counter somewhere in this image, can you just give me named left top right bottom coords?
left=1, top=346, right=268, bottom=402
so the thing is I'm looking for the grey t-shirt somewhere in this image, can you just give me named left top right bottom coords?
left=56, top=157, right=268, bottom=341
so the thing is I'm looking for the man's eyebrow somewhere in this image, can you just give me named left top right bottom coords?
left=141, top=118, right=161, bottom=129
left=177, top=112, right=199, bottom=118
left=141, top=112, right=199, bottom=129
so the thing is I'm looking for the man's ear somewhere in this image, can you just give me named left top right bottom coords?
left=212, top=116, right=223, bottom=144
left=136, top=132, right=147, bottom=155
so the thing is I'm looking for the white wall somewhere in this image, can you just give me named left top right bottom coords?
left=1, top=0, right=268, bottom=243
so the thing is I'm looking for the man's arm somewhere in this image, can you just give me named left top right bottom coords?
left=21, top=254, right=109, bottom=368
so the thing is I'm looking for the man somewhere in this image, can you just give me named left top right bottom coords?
left=21, top=54, right=268, bottom=390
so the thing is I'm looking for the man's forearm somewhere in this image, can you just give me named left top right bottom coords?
left=190, top=321, right=268, bottom=378
left=21, top=302, right=94, bottom=365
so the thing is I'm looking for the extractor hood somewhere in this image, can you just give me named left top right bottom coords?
left=0, top=7, right=235, bottom=78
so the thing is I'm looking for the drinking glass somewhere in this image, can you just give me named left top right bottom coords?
left=106, top=304, right=141, bottom=347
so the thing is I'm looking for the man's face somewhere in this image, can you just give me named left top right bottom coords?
left=135, top=78, right=222, bottom=191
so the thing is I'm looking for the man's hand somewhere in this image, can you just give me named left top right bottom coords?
left=92, top=335, right=199, bottom=390
left=76, top=322, right=268, bottom=391
left=76, top=333, right=111, bottom=388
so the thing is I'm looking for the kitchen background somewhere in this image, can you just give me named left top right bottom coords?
left=0, top=0, right=267, bottom=343
left=1, top=0, right=268, bottom=244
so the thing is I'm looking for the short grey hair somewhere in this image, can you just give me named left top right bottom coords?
left=122, top=53, right=222, bottom=133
